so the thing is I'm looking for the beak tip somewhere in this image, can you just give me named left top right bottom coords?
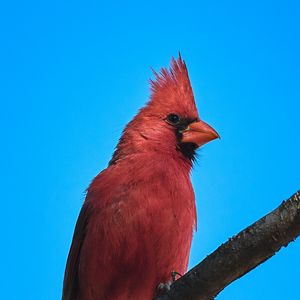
left=212, top=130, right=220, bottom=140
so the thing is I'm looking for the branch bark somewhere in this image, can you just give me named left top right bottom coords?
left=155, top=190, right=300, bottom=300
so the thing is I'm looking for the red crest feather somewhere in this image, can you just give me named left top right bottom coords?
left=147, top=54, right=198, bottom=119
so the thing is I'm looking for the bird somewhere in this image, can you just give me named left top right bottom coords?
left=62, top=55, right=219, bottom=300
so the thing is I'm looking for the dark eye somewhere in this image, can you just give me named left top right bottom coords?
left=166, top=113, right=181, bottom=125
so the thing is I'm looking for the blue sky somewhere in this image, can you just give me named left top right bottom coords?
left=1, top=1, right=299, bottom=299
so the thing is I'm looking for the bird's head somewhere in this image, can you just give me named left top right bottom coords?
left=110, top=55, right=219, bottom=165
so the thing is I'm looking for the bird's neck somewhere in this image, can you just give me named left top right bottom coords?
left=109, top=126, right=194, bottom=171
left=109, top=140, right=193, bottom=174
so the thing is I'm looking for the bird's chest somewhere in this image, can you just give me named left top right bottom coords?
left=85, top=165, right=196, bottom=298
left=128, top=175, right=196, bottom=280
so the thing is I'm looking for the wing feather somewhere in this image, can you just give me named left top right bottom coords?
left=62, top=202, right=91, bottom=300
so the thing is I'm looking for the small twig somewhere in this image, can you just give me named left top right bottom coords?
left=155, top=190, right=300, bottom=300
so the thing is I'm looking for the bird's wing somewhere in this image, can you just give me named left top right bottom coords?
left=62, top=202, right=91, bottom=300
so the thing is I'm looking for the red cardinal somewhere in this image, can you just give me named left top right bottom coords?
left=62, top=55, right=219, bottom=300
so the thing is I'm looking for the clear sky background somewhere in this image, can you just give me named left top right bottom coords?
left=1, top=1, right=299, bottom=299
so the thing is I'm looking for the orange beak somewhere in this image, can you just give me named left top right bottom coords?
left=181, top=120, right=220, bottom=147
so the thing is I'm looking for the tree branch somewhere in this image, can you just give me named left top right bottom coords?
left=155, top=190, right=300, bottom=300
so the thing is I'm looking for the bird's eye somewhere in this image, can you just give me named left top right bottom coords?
left=166, top=113, right=181, bottom=125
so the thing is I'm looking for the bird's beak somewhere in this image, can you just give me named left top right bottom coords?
left=181, top=120, right=220, bottom=147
